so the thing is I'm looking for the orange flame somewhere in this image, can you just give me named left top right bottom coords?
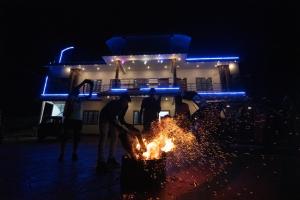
left=134, top=115, right=231, bottom=174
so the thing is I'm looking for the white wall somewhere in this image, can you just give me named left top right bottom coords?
left=48, top=61, right=239, bottom=92
left=76, top=62, right=230, bottom=91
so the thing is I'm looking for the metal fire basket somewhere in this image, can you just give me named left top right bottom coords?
left=120, top=153, right=166, bottom=191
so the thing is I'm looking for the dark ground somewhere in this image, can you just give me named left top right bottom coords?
left=0, top=135, right=299, bottom=200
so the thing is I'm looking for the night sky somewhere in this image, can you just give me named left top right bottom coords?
left=1, top=1, right=298, bottom=117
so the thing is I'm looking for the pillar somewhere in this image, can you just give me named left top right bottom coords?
left=217, top=65, right=231, bottom=91
left=69, top=68, right=82, bottom=93
left=171, top=58, right=177, bottom=87
left=112, top=60, right=121, bottom=88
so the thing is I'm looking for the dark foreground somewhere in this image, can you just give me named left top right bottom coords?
left=0, top=136, right=299, bottom=200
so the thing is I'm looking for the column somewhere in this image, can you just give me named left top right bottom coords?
left=171, top=58, right=177, bottom=87
left=69, top=68, right=82, bottom=93
left=112, top=60, right=121, bottom=88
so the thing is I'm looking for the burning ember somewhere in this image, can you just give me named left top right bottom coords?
left=133, top=117, right=199, bottom=164
left=131, top=116, right=231, bottom=173
left=121, top=115, right=232, bottom=195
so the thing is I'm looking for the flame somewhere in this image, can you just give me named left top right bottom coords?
left=136, top=135, right=175, bottom=160
left=133, top=114, right=231, bottom=174
left=161, top=138, right=175, bottom=152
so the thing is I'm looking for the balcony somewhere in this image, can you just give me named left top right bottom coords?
left=81, top=78, right=223, bottom=94
left=42, top=76, right=233, bottom=100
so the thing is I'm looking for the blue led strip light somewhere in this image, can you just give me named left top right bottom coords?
left=110, top=88, right=128, bottom=92
left=41, top=76, right=98, bottom=97
left=186, top=56, right=239, bottom=61
left=42, top=76, right=48, bottom=95
left=59, top=46, right=74, bottom=63
left=197, top=91, right=246, bottom=95
left=140, top=87, right=180, bottom=91
left=41, top=93, right=98, bottom=97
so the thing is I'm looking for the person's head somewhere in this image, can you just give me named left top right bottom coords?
left=175, top=95, right=183, bottom=105
left=70, top=87, right=80, bottom=97
left=119, top=94, right=131, bottom=107
left=149, top=88, right=156, bottom=97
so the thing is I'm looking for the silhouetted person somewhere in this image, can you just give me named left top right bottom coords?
left=58, top=79, right=93, bottom=161
left=175, top=95, right=191, bottom=119
left=97, top=94, right=134, bottom=171
left=174, top=95, right=191, bottom=130
left=139, top=88, right=161, bottom=132
left=0, top=109, right=3, bottom=144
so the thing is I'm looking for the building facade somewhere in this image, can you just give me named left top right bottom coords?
left=40, top=34, right=245, bottom=134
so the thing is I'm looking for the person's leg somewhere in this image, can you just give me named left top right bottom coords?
left=97, top=122, right=109, bottom=163
left=107, top=124, right=120, bottom=168
left=58, top=126, right=68, bottom=161
left=72, top=120, right=82, bottom=161
left=108, top=123, right=118, bottom=159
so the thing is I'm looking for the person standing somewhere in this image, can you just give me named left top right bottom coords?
left=0, top=108, right=3, bottom=144
left=174, top=95, right=191, bottom=129
left=174, top=95, right=191, bottom=119
left=139, top=88, right=161, bottom=133
left=58, top=79, right=93, bottom=161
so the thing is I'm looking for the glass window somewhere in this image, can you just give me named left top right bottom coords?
left=83, top=110, right=99, bottom=125
left=159, top=110, right=170, bottom=121
left=133, top=111, right=141, bottom=125
left=81, top=79, right=102, bottom=93
left=196, top=77, right=213, bottom=91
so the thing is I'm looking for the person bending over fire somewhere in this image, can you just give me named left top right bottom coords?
left=97, top=94, right=146, bottom=172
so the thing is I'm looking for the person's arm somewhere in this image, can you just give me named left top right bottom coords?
left=76, top=79, right=94, bottom=99
left=156, top=96, right=161, bottom=114
left=139, top=99, right=145, bottom=124
left=119, top=105, right=129, bottom=126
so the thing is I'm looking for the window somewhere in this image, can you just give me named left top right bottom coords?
left=134, top=79, right=149, bottom=88
left=206, top=77, right=213, bottom=91
left=159, top=110, right=170, bottom=121
left=51, top=103, right=65, bottom=117
left=110, top=79, right=121, bottom=88
left=133, top=111, right=141, bottom=125
left=158, top=78, right=169, bottom=87
left=93, top=80, right=102, bottom=92
left=81, top=79, right=102, bottom=93
left=83, top=110, right=99, bottom=125
left=133, top=110, right=170, bottom=124
left=196, top=77, right=213, bottom=91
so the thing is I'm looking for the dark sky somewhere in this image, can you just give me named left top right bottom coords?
left=1, top=0, right=298, bottom=116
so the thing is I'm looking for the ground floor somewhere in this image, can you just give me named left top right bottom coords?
left=0, top=136, right=299, bottom=200
left=40, top=97, right=199, bottom=134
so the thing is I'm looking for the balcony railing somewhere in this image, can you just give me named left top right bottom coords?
left=81, top=79, right=223, bottom=93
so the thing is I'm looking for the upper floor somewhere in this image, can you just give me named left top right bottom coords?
left=41, top=35, right=245, bottom=100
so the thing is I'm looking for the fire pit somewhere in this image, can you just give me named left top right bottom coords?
left=120, top=153, right=166, bottom=191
